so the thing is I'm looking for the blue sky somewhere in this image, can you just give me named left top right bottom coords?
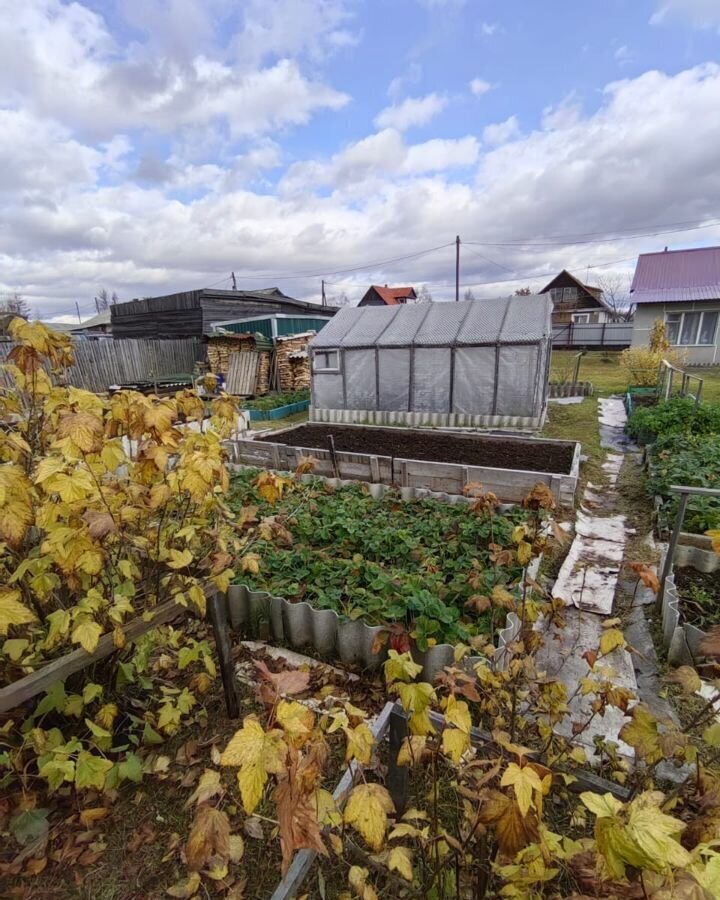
left=1, top=0, right=720, bottom=318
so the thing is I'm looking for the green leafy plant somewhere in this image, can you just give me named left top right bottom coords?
left=242, top=390, right=309, bottom=411
left=627, top=397, right=720, bottom=443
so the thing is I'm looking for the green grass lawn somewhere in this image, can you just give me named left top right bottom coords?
left=550, top=350, right=720, bottom=402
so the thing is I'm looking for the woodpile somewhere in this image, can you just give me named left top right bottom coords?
left=276, top=332, right=313, bottom=391
left=256, top=351, right=271, bottom=395
left=207, top=335, right=255, bottom=375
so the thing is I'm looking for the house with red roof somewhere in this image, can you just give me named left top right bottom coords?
left=358, top=285, right=417, bottom=306
left=630, top=246, right=720, bottom=364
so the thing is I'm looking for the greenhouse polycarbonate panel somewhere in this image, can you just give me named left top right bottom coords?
left=312, top=373, right=343, bottom=409
left=452, top=346, right=496, bottom=414
left=499, top=294, right=551, bottom=343
left=345, top=349, right=377, bottom=410
left=340, top=306, right=400, bottom=347
left=376, top=302, right=431, bottom=346
left=495, top=346, right=539, bottom=417
left=456, top=296, right=509, bottom=344
left=413, top=302, right=469, bottom=346
left=378, top=348, right=410, bottom=410
left=310, top=307, right=361, bottom=348
left=412, top=347, right=451, bottom=412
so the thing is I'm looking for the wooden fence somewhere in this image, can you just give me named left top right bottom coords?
left=0, top=338, right=205, bottom=393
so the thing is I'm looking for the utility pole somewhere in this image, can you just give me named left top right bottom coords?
left=75, top=302, right=82, bottom=324
left=455, top=235, right=460, bottom=302
left=321, top=279, right=327, bottom=307
left=231, top=271, right=237, bottom=290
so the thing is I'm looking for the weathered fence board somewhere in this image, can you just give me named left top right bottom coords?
left=0, top=338, right=204, bottom=393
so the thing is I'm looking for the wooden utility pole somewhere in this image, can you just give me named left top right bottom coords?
left=231, top=271, right=237, bottom=290
left=455, top=235, right=460, bottom=302
left=75, top=302, right=82, bottom=323
left=321, top=279, right=327, bottom=307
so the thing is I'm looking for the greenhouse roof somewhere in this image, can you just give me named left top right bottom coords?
left=310, top=295, right=552, bottom=349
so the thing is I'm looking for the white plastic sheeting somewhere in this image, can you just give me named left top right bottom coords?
left=453, top=346, right=495, bottom=415
left=378, top=348, right=410, bottom=410
left=413, top=348, right=451, bottom=413
left=345, top=349, right=376, bottom=410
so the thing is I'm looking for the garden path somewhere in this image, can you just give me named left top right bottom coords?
left=535, top=397, right=637, bottom=759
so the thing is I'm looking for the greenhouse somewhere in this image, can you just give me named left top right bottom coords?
left=309, top=294, right=553, bottom=428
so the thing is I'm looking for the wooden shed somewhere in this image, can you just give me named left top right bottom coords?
left=111, top=288, right=338, bottom=340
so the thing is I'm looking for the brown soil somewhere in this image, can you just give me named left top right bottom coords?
left=259, top=424, right=575, bottom=474
left=674, top=566, right=720, bottom=630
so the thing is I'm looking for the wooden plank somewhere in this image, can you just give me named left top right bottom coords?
left=0, top=592, right=212, bottom=714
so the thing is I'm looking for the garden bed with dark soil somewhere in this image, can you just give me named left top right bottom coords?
left=675, top=566, right=720, bottom=630
left=258, top=424, right=575, bottom=474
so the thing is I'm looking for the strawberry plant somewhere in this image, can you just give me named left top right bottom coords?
left=647, top=433, right=720, bottom=533
left=228, top=470, right=541, bottom=649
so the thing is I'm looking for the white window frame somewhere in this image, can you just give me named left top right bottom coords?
left=313, top=349, right=340, bottom=373
left=572, top=313, right=590, bottom=324
left=665, top=310, right=719, bottom=346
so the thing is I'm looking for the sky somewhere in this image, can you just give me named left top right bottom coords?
left=2, top=0, right=720, bottom=321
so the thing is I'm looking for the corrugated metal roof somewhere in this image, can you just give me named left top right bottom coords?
left=631, top=246, right=720, bottom=304
left=310, top=296, right=552, bottom=348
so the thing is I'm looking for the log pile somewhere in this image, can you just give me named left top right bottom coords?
left=256, top=351, right=271, bottom=395
left=207, top=334, right=255, bottom=375
left=276, top=332, right=313, bottom=391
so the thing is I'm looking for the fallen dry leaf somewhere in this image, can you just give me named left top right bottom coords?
left=79, top=808, right=109, bottom=828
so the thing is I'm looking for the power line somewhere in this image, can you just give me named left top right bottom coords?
left=218, top=242, right=455, bottom=283
left=464, top=217, right=720, bottom=248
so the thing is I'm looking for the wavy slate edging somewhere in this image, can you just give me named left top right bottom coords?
left=227, top=584, right=521, bottom=682
left=661, top=545, right=720, bottom=665
left=549, top=381, right=593, bottom=398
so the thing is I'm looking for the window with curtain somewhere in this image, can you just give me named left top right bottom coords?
left=665, top=310, right=718, bottom=345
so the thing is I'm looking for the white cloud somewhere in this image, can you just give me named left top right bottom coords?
left=482, top=115, right=521, bottom=146
left=280, top=129, right=478, bottom=193
left=651, top=0, right=720, bottom=27
left=0, top=0, right=350, bottom=139
left=614, top=44, right=633, bottom=65
left=480, top=21, right=500, bottom=36
left=387, top=62, right=422, bottom=99
left=469, top=78, right=493, bottom=96
left=374, top=93, right=447, bottom=131
left=5, top=27, right=720, bottom=319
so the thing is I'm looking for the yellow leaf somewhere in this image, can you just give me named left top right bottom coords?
left=276, top=700, right=314, bottom=745
left=57, top=411, right=104, bottom=453
left=71, top=618, right=103, bottom=654
left=396, top=735, right=427, bottom=767
left=703, top=722, right=720, bottom=748
left=220, top=716, right=287, bottom=814
left=0, top=587, right=36, bottom=635
left=394, top=682, right=436, bottom=736
left=665, top=665, right=702, bottom=695
left=186, top=769, right=224, bottom=808
left=344, top=723, right=374, bottom=764
left=444, top=695, right=471, bottom=733
left=228, top=833, right=244, bottom=863
left=96, top=703, right=118, bottom=729
left=599, top=628, right=626, bottom=656
left=165, top=548, right=194, bottom=570
left=239, top=553, right=261, bottom=574
left=166, top=872, right=201, bottom=898
left=344, top=783, right=394, bottom=851
left=706, top=529, right=720, bottom=554
left=186, top=805, right=230, bottom=871
left=619, top=705, right=662, bottom=764
left=387, top=846, right=413, bottom=881
left=442, top=727, right=470, bottom=765
left=383, top=650, right=423, bottom=685
left=516, top=540, right=533, bottom=566
left=79, top=807, right=109, bottom=827
left=500, top=763, right=543, bottom=818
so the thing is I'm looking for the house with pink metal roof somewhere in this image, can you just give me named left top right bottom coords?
left=630, top=246, right=720, bottom=364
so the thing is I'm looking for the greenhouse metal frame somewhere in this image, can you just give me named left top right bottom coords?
left=309, top=294, right=553, bottom=429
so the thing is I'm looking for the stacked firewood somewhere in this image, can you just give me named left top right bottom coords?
left=207, top=334, right=255, bottom=375
left=276, top=333, right=313, bottom=391
left=256, top=351, right=272, bottom=394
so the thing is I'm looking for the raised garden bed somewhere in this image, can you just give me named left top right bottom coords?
left=225, top=472, right=536, bottom=678
left=229, top=423, right=581, bottom=505
left=247, top=399, right=310, bottom=421
left=660, top=541, right=720, bottom=665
